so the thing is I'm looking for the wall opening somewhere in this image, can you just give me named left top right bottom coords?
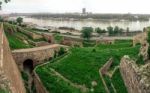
left=23, top=59, right=35, bottom=92
left=23, top=59, right=34, bottom=74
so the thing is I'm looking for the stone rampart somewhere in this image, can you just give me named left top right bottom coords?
left=120, top=56, right=150, bottom=93
left=0, top=24, right=26, bottom=93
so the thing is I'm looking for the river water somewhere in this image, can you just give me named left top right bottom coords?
left=18, top=17, right=150, bottom=31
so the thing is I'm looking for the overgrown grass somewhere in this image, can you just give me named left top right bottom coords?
left=0, top=88, right=9, bottom=93
left=111, top=69, right=128, bottom=93
left=54, top=34, right=63, bottom=43
left=36, top=40, right=140, bottom=93
left=36, top=68, right=81, bottom=93
left=5, top=32, right=32, bottom=49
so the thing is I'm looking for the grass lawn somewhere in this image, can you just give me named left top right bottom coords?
left=36, top=40, right=140, bottom=93
left=111, top=68, right=128, bottom=93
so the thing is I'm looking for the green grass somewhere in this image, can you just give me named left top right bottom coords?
left=5, top=32, right=32, bottom=49
left=103, top=75, right=115, bottom=93
left=115, top=39, right=132, bottom=44
left=0, top=88, right=9, bottom=93
left=54, top=34, right=63, bottom=43
left=21, top=71, right=29, bottom=81
left=111, top=69, right=128, bottom=93
left=36, top=67, right=81, bottom=93
left=36, top=40, right=140, bottom=93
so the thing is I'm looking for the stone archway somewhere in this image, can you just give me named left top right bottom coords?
left=23, top=59, right=34, bottom=74
left=23, top=59, right=34, bottom=92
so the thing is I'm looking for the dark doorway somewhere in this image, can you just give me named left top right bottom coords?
left=23, top=59, right=34, bottom=74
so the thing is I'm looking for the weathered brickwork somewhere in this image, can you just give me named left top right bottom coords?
left=133, top=31, right=147, bottom=46
left=12, top=44, right=67, bottom=71
left=120, top=56, right=150, bottom=93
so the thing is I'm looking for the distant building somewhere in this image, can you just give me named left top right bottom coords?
left=82, top=8, right=86, bottom=14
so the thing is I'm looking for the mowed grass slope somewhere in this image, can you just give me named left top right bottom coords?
left=36, top=41, right=140, bottom=93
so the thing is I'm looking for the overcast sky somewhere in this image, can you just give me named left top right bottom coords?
left=1, top=0, right=150, bottom=14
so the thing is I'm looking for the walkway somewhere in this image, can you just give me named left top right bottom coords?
left=12, top=44, right=67, bottom=53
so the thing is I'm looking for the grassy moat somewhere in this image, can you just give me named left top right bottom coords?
left=36, top=40, right=140, bottom=93
left=3, top=23, right=141, bottom=93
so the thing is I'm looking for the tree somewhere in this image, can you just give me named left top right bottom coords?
left=58, top=47, right=65, bottom=56
left=107, top=26, right=114, bottom=36
left=95, top=27, right=106, bottom=36
left=0, top=0, right=11, bottom=10
left=0, top=16, right=3, bottom=22
left=16, top=17, right=23, bottom=26
left=81, top=27, right=93, bottom=40
left=95, top=27, right=102, bottom=34
left=114, top=26, right=119, bottom=34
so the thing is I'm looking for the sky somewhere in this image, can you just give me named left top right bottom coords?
left=1, top=0, right=150, bottom=14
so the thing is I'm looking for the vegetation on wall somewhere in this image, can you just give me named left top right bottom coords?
left=0, top=88, right=9, bottom=93
left=147, top=29, right=150, bottom=58
left=54, top=34, right=63, bottom=43
left=4, top=23, right=33, bottom=49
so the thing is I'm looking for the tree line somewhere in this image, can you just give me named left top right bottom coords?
left=81, top=26, right=129, bottom=40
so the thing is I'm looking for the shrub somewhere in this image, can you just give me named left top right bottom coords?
left=58, top=47, right=66, bottom=56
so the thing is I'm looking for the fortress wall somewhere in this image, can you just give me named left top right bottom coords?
left=0, top=24, right=26, bottom=93
left=120, top=56, right=150, bottom=93
left=12, top=45, right=61, bottom=71
left=133, top=31, right=147, bottom=46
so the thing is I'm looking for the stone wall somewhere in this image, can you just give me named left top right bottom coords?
left=133, top=31, right=147, bottom=46
left=133, top=28, right=149, bottom=61
left=0, top=24, right=26, bottom=93
left=61, top=36, right=83, bottom=47
left=42, top=33, right=54, bottom=43
left=20, top=30, right=43, bottom=40
left=12, top=44, right=62, bottom=71
left=33, top=71, right=48, bottom=93
left=100, top=58, right=113, bottom=75
left=120, top=56, right=150, bottom=93
left=139, top=42, right=149, bottom=61
left=96, top=39, right=115, bottom=45
left=28, top=40, right=50, bottom=47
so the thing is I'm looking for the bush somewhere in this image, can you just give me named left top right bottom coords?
left=58, top=47, right=66, bottom=56
left=136, top=55, right=144, bottom=65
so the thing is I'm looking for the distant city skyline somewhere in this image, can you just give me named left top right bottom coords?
left=1, top=0, right=150, bottom=14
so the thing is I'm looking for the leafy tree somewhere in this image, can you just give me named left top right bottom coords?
left=95, top=27, right=102, bottom=35
left=16, top=17, right=23, bottom=26
left=114, top=26, right=119, bottom=34
left=81, top=27, right=93, bottom=40
left=0, top=0, right=10, bottom=9
left=126, top=27, right=129, bottom=33
left=0, top=16, right=3, bottom=22
left=95, top=27, right=106, bottom=35
left=58, top=47, right=65, bottom=56
left=107, top=26, right=114, bottom=36
left=114, top=26, right=123, bottom=35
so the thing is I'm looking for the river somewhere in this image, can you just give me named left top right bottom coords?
left=12, top=17, right=150, bottom=31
